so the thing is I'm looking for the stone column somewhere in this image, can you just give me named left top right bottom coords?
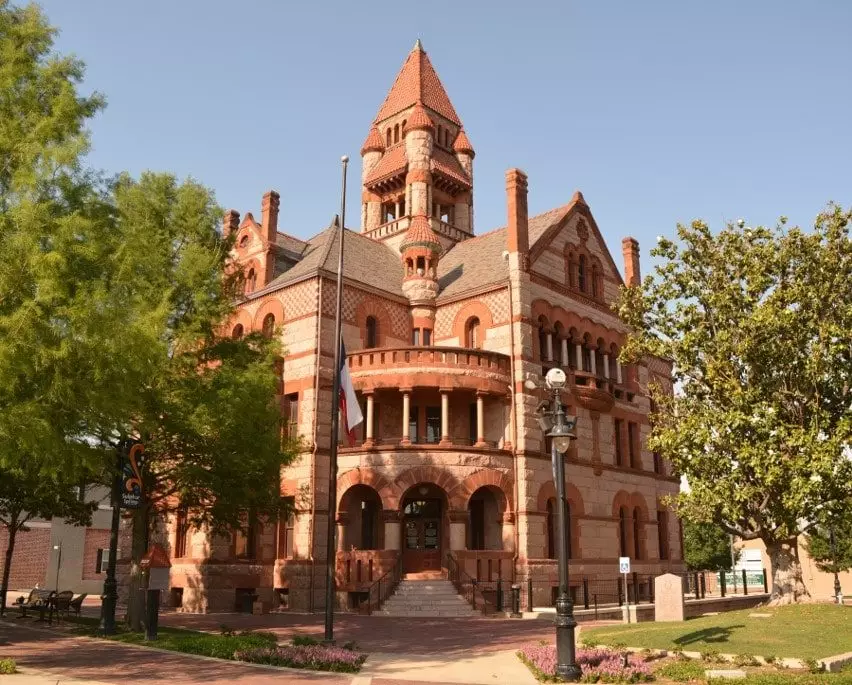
left=383, top=511, right=401, bottom=551
left=401, top=390, right=411, bottom=445
left=575, top=342, right=583, bottom=370
left=561, top=338, right=569, bottom=367
left=365, top=392, right=375, bottom=446
left=501, top=513, right=515, bottom=552
left=475, top=393, right=486, bottom=447
left=616, top=361, right=623, bottom=384
left=546, top=333, right=554, bottom=362
left=590, top=350, right=597, bottom=376
left=394, top=200, right=400, bottom=220
left=440, top=389, right=451, bottom=446
left=448, top=510, right=468, bottom=551
left=336, top=513, right=349, bottom=552
left=602, top=354, right=610, bottom=379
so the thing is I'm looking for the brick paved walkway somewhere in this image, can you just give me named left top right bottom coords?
left=0, top=616, right=565, bottom=684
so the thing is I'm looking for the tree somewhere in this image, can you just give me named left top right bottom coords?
left=805, top=504, right=852, bottom=577
left=683, top=520, right=734, bottom=571
left=103, top=172, right=295, bottom=628
left=0, top=466, right=97, bottom=616
left=616, top=207, right=852, bottom=604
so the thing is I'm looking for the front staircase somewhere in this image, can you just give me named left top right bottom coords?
left=375, top=576, right=480, bottom=617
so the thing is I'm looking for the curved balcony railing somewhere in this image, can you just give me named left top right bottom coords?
left=347, top=346, right=511, bottom=395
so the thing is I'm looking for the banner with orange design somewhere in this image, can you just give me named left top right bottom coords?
left=119, top=439, right=145, bottom=509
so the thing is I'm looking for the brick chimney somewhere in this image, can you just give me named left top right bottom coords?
left=261, top=190, right=280, bottom=244
left=222, top=209, right=240, bottom=240
left=506, top=168, right=529, bottom=255
left=622, top=237, right=640, bottom=286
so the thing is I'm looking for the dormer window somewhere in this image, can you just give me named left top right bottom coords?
left=386, top=128, right=392, bottom=147
left=366, top=316, right=378, bottom=348
left=246, top=268, right=256, bottom=294
left=239, top=235, right=249, bottom=248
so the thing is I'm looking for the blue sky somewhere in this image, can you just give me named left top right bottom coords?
left=39, top=1, right=851, bottom=276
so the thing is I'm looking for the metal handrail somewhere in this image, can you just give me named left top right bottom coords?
left=446, top=553, right=480, bottom=612
left=359, top=553, right=403, bottom=615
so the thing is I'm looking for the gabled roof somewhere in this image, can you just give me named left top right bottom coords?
left=374, top=40, right=461, bottom=126
left=364, top=144, right=407, bottom=185
left=265, top=224, right=406, bottom=297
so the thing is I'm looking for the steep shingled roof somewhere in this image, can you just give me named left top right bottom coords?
left=266, top=224, right=406, bottom=297
left=373, top=40, right=461, bottom=125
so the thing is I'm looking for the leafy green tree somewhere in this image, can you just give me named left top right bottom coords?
left=0, top=466, right=98, bottom=616
left=103, top=172, right=294, bottom=629
left=683, top=520, right=735, bottom=571
left=617, top=207, right=852, bottom=604
left=805, top=504, right=852, bottom=577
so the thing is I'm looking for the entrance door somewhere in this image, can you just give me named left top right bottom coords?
left=402, top=498, right=442, bottom=573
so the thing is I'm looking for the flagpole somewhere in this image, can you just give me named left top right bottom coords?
left=324, top=155, right=348, bottom=642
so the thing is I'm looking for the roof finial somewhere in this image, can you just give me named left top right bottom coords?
left=413, top=38, right=423, bottom=51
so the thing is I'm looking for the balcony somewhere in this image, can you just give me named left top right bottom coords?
left=538, top=365, right=636, bottom=412
left=347, top=346, right=511, bottom=396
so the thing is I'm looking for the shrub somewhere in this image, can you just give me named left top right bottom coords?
left=165, top=633, right=279, bottom=660
left=803, top=657, right=823, bottom=674
left=763, top=655, right=777, bottom=665
left=700, top=647, right=722, bottom=663
left=0, top=659, right=16, bottom=674
left=235, top=644, right=366, bottom=673
left=656, top=659, right=705, bottom=682
left=238, top=630, right=278, bottom=643
left=733, top=653, right=759, bottom=668
left=219, top=624, right=235, bottom=637
left=518, top=644, right=653, bottom=683
left=292, top=635, right=321, bottom=646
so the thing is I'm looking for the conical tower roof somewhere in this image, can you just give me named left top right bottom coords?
left=373, top=40, right=461, bottom=125
left=400, top=215, right=443, bottom=255
left=404, top=101, right=434, bottom=133
left=360, top=127, right=385, bottom=155
left=452, top=129, right=474, bottom=156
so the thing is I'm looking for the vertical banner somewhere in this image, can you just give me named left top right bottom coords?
left=119, top=439, right=145, bottom=509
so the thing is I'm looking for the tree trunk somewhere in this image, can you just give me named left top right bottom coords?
left=767, top=539, right=810, bottom=605
left=0, top=524, right=17, bottom=617
left=125, top=505, right=148, bottom=631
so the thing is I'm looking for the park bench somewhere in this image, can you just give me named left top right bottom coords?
left=52, top=590, right=74, bottom=617
left=16, top=588, right=56, bottom=621
left=68, top=593, right=87, bottom=617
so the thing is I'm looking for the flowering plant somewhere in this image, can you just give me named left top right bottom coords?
left=518, top=644, right=653, bottom=683
left=235, top=643, right=367, bottom=673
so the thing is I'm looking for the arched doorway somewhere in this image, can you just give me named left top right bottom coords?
left=401, top=483, right=448, bottom=573
left=339, top=484, right=383, bottom=550
left=468, top=486, right=504, bottom=550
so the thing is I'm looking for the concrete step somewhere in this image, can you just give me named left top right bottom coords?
left=376, top=609, right=480, bottom=617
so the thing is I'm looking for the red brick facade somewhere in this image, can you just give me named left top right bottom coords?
left=0, top=526, right=51, bottom=590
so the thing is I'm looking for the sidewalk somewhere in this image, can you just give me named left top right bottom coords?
left=0, top=620, right=540, bottom=685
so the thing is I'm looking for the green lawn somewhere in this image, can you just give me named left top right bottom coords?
left=583, top=604, right=852, bottom=660
left=65, top=616, right=278, bottom=659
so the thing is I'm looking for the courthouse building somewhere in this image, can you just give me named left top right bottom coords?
left=163, top=41, right=684, bottom=613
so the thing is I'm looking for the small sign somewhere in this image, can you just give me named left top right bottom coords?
left=119, top=440, right=145, bottom=509
left=619, top=556, right=631, bottom=574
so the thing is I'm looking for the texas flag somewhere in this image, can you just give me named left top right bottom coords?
left=339, top=341, right=363, bottom=446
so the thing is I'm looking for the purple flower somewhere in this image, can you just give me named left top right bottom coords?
left=235, top=643, right=367, bottom=673
left=518, top=643, right=652, bottom=683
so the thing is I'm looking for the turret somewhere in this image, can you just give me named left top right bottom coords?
left=360, top=127, right=385, bottom=231
left=452, top=129, right=475, bottom=233
left=404, top=101, right=434, bottom=219
left=400, top=214, right=442, bottom=345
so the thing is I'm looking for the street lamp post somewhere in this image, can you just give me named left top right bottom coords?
left=532, top=368, right=581, bottom=681
left=829, top=526, right=843, bottom=605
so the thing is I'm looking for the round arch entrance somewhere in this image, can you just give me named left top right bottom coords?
left=400, top=483, right=448, bottom=574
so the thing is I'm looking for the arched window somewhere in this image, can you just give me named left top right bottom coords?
left=567, top=252, right=577, bottom=287
left=231, top=324, right=244, bottom=340
left=402, top=119, right=407, bottom=132
left=578, top=255, right=587, bottom=292
left=175, top=505, right=189, bottom=558
left=262, top=313, right=275, bottom=339
left=658, top=509, right=669, bottom=560
left=365, top=316, right=378, bottom=348
left=633, top=507, right=642, bottom=559
left=591, top=265, right=600, bottom=298
left=239, top=235, right=249, bottom=248
left=582, top=340, right=592, bottom=372
left=394, top=123, right=399, bottom=143
left=465, top=317, right=481, bottom=349
left=246, top=268, right=256, bottom=294
left=386, top=128, right=392, bottom=146
left=619, top=507, right=628, bottom=557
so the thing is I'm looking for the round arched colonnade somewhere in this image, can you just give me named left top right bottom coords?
left=336, top=466, right=514, bottom=574
left=530, top=299, right=635, bottom=384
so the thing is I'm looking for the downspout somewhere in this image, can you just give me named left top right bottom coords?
left=309, top=276, right=325, bottom=611
left=507, top=279, right=520, bottom=578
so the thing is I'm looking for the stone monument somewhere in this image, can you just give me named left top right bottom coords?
left=654, top=573, right=685, bottom=622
